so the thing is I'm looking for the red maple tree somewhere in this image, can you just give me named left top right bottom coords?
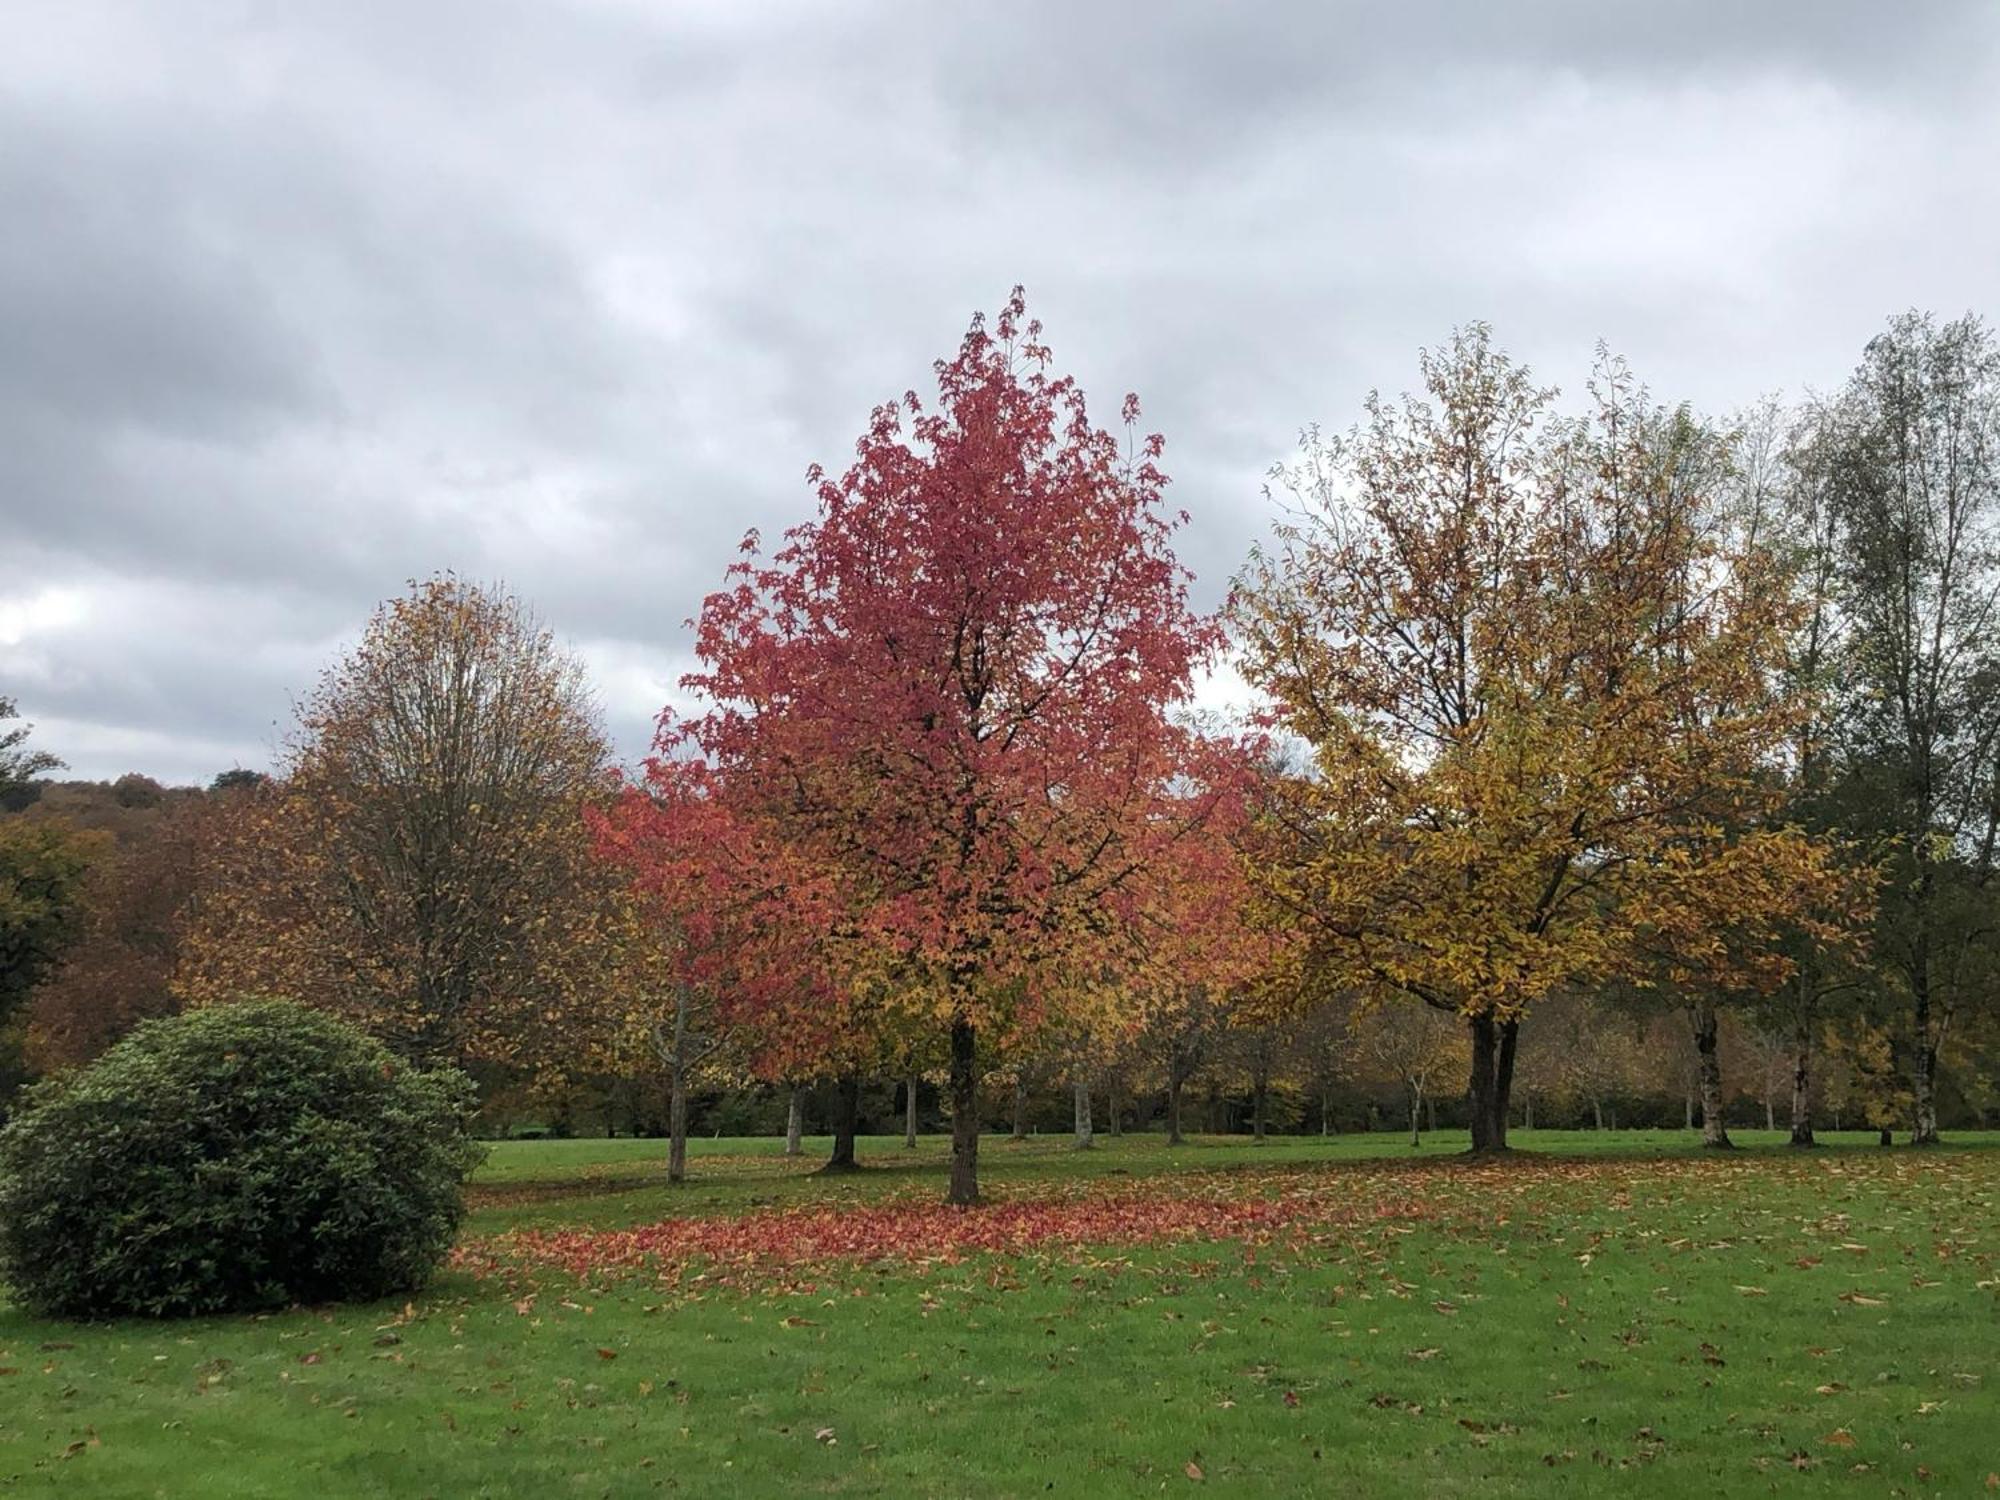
left=642, top=290, right=1242, bottom=1204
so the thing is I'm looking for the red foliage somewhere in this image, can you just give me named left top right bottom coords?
left=454, top=1172, right=1434, bottom=1291
left=606, top=290, right=1265, bottom=1197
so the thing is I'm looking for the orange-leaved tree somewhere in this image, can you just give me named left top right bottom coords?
left=1234, top=327, right=1846, bottom=1153
left=176, top=576, right=647, bottom=1072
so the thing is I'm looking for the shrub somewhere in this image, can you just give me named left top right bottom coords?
left=0, top=1000, right=485, bottom=1317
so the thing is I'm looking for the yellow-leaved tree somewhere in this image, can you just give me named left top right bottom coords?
left=176, top=576, right=650, bottom=1074
left=1234, top=327, right=1850, bottom=1153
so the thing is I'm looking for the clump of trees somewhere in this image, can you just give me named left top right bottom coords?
left=8, top=300, right=2000, bottom=1173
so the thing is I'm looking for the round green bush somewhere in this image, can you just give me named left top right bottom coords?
left=0, top=1000, right=485, bottom=1318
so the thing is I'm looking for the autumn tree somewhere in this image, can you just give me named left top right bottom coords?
left=0, top=699, right=63, bottom=813
left=176, top=577, right=638, bottom=1071
left=662, top=291, right=1237, bottom=1204
left=1350, top=1001, right=1467, bottom=1147
left=0, top=820, right=99, bottom=1054
left=1822, top=312, right=2000, bottom=1144
left=2, top=707, right=96, bottom=1084
left=20, top=791, right=212, bottom=1071
left=1236, top=328, right=1840, bottom=1153
left=595, top=762, right=844, bottom=1183
left=1139, top=985, right=1229, bottom=1146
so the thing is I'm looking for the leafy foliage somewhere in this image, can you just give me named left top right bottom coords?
left=0, top=1000, right=483, bottom=1317
left=0, top=698, right=62, bottom=814
left=1234, top=328, right=1855, bottom=1149
left=0, top=817, right=99, bottom=1032
left=173, top=577, right=648, bottom=1073
left=636, top=292, right=1256, bottom=1202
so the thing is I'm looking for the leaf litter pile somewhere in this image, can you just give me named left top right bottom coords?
left=452, top=1150, right=2000, bottom=1307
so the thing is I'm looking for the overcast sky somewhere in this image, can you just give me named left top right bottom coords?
left=5, top=1, right=1999, bottom=784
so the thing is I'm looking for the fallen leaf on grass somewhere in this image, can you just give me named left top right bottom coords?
left=1824, top=1429, right=1856, bottom=1448
left=1184, top=1461, right=1204, bottom=1481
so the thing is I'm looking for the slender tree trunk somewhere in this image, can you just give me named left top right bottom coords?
left=1252, top=1070, right=1268, bottom=1144
left=1523, top=1091, right=1534, bottom=1131
left=1912, top=979, right=1942, bottom=1145
left=1072, top=1078, right=1094, bottom=1149
left=1911, top=858, right=1942, bottom=1144
left=1010, top=1072, right=1029, bottom=1141
left=665, top=987, right=692, bottom=1184
left=947, top=1019, right=980, bottom=1205
left=1465, top=1013, right=1515, bottom=1154
left=904, top=1074, right=919, bottom=1149
left=1592, top=1096, right=1604, bottom=1132
left=785, top=1085, right=804, bottom=1158
left=1690, top=998, right=1734, bottom=1149
left=1107, top=1084, right=1122, bottom=1137
left=1763, top=1095, right=1775, bottom=1132
left=1788, top=999, right=1816, bottom=1147
left=821, top=1073, right=861, bottom=1174
left=1166, top=1069, right=1186, bottom=1146
left=1683, top=1091, right=1695, bottom=1131
left=1409, top=1082, right=1423, bottom=1148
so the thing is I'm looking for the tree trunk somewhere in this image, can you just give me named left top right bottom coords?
left=1465, top=1013, right=1516, bottom=1153
left=1072, top=1078, right=1094, bottom=1149
left=1409, top=1082, right=1423, bottom=1148
left=785, top=1085, right=804, bottom=1157
left=1107, top=1084, right=1122, bottom=1137
left=1591, top=1096, right=1604, bottom=1132
left=904, top=1074, right=919, bottom=1149
left=1690, top=998, right=1734, bottom=1149
left=1907, top=854, right=1943, bottom=1145
left=1166, top=1069, right=1186, bottom=1146
left=1683, top=1091, right=1695, bottom=1131
left=947, top=1019, right=980, bottom=1205
left=1523, top=1091, right=1534, bottom=1131
left=1252, top=1071, right=1268, bottom=1144
left=821, top=1073, right=861, bottom=1174
left=1010, top=1072, right=1029, bottom=1141
left=1763, top=1095, right=1775, bottom=1132
left=667, top=1057, right=688, bottom=1185
left=1788, top=1000, right=1816, bottom=1147
left=1912, top=979, right=1942, bottom=1145
left=666, top=986, right=691, bottom=1184
left=1321, top=1087, right=1332, bottom=1136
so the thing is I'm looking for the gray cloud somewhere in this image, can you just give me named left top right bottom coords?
left=4, top=0, right=1999, bottom=782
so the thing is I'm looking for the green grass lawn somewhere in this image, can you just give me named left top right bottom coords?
left=5, top=1130, right=1997, bottom=1496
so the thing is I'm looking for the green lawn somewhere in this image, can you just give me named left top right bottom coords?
left=4, top=1131, right=1998, bottom=1496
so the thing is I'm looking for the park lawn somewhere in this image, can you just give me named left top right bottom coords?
left=1, top=1133, right=1995, bottom=1497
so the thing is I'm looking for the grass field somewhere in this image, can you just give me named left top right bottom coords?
left=4, top=1129, right=1997, bottom=1496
